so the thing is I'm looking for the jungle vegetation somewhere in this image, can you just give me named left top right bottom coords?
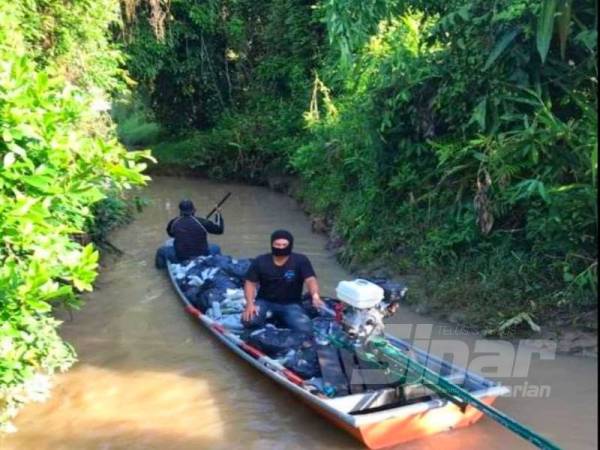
left=122, top=0, right=597, bottom=334
left=0, top=0, right=151, bottom=430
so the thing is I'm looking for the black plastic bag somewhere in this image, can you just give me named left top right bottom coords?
left=185, top=264, right=210, bottom=279
left=247, top=326, right=311, bottom=357
left=203, top=274, right=240, bottom=291
left=222, top=258, right=253, bottom=279
left=194, top=287, right=226, bottom=312
left=284, top=347, right=321, bottom=379
left=207, top=254, right=234, bottom=270
left=183, top=285, right=201, bottom=303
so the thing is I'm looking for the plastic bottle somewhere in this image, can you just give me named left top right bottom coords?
left=314, top=319, right=330, bottom=345
left=315, top=330, right=329, bottom=346
left=212, top=301, right=222, bottom=319
left=322, top=385, right=337, bottom=397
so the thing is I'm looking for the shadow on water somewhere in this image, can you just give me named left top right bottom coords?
left=2, top=176, right=597, bottom=450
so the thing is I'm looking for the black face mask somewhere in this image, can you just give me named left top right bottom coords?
left=270, top=229, right=294, bottom=257
left=271, top=245, right=292, bottom=257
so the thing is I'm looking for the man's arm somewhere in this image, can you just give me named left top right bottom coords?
left=299, top=255, right=322, bottom=308
left=166, top=218, right=176, bottom=237
left=242, top=258, right=260, bottom=322
left=243, top=280, right=258, bottom=321
left=200, top=212, right=224, bottom=235
left=244, top=280, right=257, bottom=306
left=305, top=276, right=324, bottom=308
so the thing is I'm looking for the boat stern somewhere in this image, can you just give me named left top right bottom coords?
left=354, top=389, right=506, bottom=449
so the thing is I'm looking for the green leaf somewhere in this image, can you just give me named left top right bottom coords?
left=3, top=152, right=16, bottom=168
left=537, top=181, right=550, bottom=204
left=72, top=278, right=93, bottom=292
left=592, top=143, right=598, bottom=188
left=557, top=0, right=573, bottom=60
left=26, top=298, right=52, bottom=313
left=72, top=187, right=106, bottom=204
left=13, top=197, right=38, bottom=216
left=40, top=285, right=74, bottom=302
left=575, top=29, right=597, bottom=52
left=537, top=0, right=559, bottom=63
left=2, top=129, right=13, bottom=142
left=22, top=175, right=57, bottom=193
left=470, top=98, right=487, bottom=130
left=7, top=142, right=26, bottom=157
left=483, top=29, right=519, bottom=71
left=457, top=5, right=471, bottom=21
left=563, top=271, right=575, bottom=282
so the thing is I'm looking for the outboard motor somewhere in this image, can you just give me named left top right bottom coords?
left=335, top=279, right=407, bottom=343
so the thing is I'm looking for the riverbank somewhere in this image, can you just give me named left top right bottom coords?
left=281, top=175, right=598, bottom=358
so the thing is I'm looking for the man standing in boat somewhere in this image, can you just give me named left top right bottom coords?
left=155, top=199, right=224, bottom=268
left=242, top=229, right=323, bottom=334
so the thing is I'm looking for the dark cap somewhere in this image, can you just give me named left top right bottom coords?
left=179, top=199, right=195, bottom=216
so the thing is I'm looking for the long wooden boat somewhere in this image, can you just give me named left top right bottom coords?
left=166, top=261, right=509, bottom=449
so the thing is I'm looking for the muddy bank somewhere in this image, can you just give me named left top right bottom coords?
left=2, top=176, right=596, bottom=450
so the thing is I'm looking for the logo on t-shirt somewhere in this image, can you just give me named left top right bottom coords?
left=283, top=270, right=296, bottom=282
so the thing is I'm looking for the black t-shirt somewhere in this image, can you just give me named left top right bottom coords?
left=245, top=253, right=316, bottom=304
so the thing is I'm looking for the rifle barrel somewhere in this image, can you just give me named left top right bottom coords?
left=206, top=192, right=231, bottom=218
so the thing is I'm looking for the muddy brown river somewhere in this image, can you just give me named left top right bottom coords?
left=1, top=176, right=597, bottom=450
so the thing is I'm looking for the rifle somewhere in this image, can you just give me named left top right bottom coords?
left=206, top=192, right=231, bottom=219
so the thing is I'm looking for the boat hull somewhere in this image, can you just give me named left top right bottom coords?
left=317, top=396, right=494, bottom=449
left=166, top=261, right=507, bottom=449
left=287, top=377, right=498, bottom=449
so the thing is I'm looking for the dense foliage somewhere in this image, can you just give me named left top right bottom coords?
left=124, top=0, right=597, bottom=332
left=0, top=1, right=151, bottom=431
left=123, top=0, right=322, bottom=180
left=296, top=0, right=598, bottom=331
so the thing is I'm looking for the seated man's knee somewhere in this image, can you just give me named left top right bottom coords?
left=296, top=317, right=313, bottom=334
left=282, top=305, right=313, bottom=334
left=209, top=244, right=221, bottom=255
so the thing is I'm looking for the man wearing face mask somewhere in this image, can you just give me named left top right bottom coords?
left=242, top=229, right=324, bottom=334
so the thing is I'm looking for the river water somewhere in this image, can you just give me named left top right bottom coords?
left=1, top=176, right=597, bottom=450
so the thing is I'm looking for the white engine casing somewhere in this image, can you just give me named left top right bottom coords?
left=336, top=279, right=384, bottom=309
